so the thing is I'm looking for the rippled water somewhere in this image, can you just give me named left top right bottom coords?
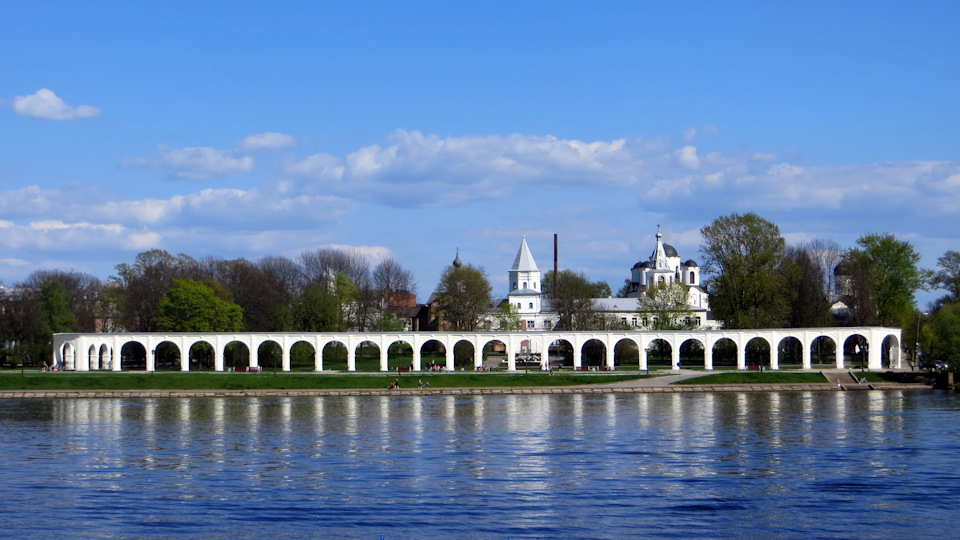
left=2, top=390, right=959, bottom=538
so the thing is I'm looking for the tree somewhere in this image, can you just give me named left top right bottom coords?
left=493, top=302, right=522, bottom=331
left=291, top=283, right=342, bottom=331
left=638, top=281, right=694, bottom=330
left=154, top=279, right=244, bottom=332
left=782, top=245, right=833, bottom=328
left=846, top=233, right=926, bottom=326
left=434, top=264, right=492, bottom=331
left=24, top=270, right=103, bottom=332
left=549, top=269, right=605, bottom=330
left=373, top=258, right=417, bottom=307
left=929, top=303, right=960, bottom=367
left=699, top=213, right=788, bottom=329
left=113, top=249, right=195, bottom=331
left=932, top=250, right=960, bottom=307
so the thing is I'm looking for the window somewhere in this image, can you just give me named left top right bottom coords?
left=529, top=302, right=534, bottom=309
left=523, top=282, right=527, bottom=289
left=690, top=271, right=695, bottom=283
left=517, top=303, right=521, bottom=309
left=528, top=320, right=535, bottom=328
left=632, top=317, right=638, bottom=327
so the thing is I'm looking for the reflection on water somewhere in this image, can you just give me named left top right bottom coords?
left=2, top=390, right=960, bottom=538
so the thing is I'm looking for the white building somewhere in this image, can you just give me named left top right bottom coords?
left=491, top=228, right=713, bottom=331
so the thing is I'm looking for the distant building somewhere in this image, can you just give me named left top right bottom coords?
left=488, top=228, right=714, bottom=331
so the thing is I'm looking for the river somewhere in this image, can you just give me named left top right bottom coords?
left=1, top=390, right=958, bottom=538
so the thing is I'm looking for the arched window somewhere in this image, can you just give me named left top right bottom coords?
left=690, top=271, right=695, bottom=284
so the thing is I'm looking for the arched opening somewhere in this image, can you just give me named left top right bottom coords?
left=614, top=339, right=640, bottom=368
left=60, top=343, right=76, bottom=370
left=154, top=341, right=182, bottom=371
left=581, top=339, right=606, bottom=368
left=882, top=334, right=900, bottom=369
left=778, top=337, right=803, bottom=369
left=224, top=341, right=250, bottom=370
left=454, top=340, right=476, bottom=370
left=388, top=341, right=413, bottom=371
left=548, top=339, right=573, bottom=370
left=290, top=341, right=316, bottom=371
left=257, top=340, right=282, bottom=371
left=843, top=334, right=868, bottom=370
left=355, top=340, right=381, bottom=371
left=189, top=341, right=215, bottom=371
left=98, top=344, right=111, bottom=370
left=646, top=338, right=672, bottom=369
left=679, top=339, right=705, bottom=369
left=322, top=341, right=348, bottom=371
left=120, top=342, right=146, bottom=370
left=711, top=338, right=737, bottom=369
left=420, top=339, right=446, bottom=371
left=746, top=338, right=771, bottom=369
left=810, top=336, right=836, bottom=367
left=87, top=345, right=97, bottom=370
left=482, top=339, right=507, bottom=370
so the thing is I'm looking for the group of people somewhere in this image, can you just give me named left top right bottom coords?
left=41, top=362, right=62, bottom=372
left=387, top=378, right=430, bottom=389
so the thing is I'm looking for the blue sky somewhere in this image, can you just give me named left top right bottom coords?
left=2, top=1, right=958, bottom=306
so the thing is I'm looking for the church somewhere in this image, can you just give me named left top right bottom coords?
left=491, top=227, right=713, bottom=331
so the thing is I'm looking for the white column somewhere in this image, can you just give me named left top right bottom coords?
left=282, top=346, right=291, bottom=372
left=704, top=342, right=713, bottom=370
left=379, top=346, right=389, bottom=372
left=736, top=342, right=746, bottom=370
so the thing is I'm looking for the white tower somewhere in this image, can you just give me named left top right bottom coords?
left=507, top=236, right=542, bottom=315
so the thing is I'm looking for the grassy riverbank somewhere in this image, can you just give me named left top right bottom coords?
left=675, top=372, right=829, bottom=385
left=0, top=371, right=647, bottom=391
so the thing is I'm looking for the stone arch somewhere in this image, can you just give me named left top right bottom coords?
left=581, top=338, right=606, bottom=367
left=257, top=340, right=283, bottom=370
left=420, top=339, right=446, bottom=370
left=59, top=342, right=76, bottom=370
left=453, top=339, right=476, bottom=370
left=87, top=344, right=97, bottom=371
left=321, top=340, right=348, bottom=371
left=679, top=338, right=705, bottom=369
left=778, top=336, right=803, bottom=368
left=387, top=340, right=413, bottom=371
left=882, top=334, right=901, bottom=369
left=290, top=340, right=316, bottom=371
left=746, top=337, right=771, bottom=368
left=647, top=338, right=672, bottom=369
left=120, top=341, right=146, bottom=370
left=189, top=341, right=215, bottom=371
left=481, top=339, right=507, bottom=370
left=355, top=340, right=381, bottom=371
left=843, top=334, right=869, bottom=370
left=224, top=341, right=251, bottom=370
left=711, top=338, right=737, bottom=368
left=614, top=338, right=640, bottom=368
left=810, top=336, right=836, bottom=367
left=154, top=340, right=182, bottom=371
left=98, top=344, right=112, bottom=371
left=548, top=339, right=574, bottom=369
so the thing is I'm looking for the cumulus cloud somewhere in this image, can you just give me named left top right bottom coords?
left=238, top=131, right=296, bottom=152
left=12, top=88, right=101, bottom=120
left=121, top=146, right=254, bottom=180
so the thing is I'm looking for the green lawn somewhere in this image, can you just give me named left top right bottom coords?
left=675, top=372, right=829, bottom=385
left=0, top=371, right=648, bottom=391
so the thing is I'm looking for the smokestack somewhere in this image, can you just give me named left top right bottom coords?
left=553, top=233, right=558, bottom=296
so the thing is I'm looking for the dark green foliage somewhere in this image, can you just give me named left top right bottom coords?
left=154, top=279, right=244, bottom=332
left=434, top=264, right=492, bottom=331
left=846, top=234, right=925, bottom=326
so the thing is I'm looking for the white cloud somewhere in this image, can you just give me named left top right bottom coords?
left=238, top=132, right=296, bottom=152
left=12, top=88, right=101, bottom=121
left=121, top=146, right=254, bottom=180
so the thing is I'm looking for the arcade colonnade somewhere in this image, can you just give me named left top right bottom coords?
left=53, top=327, right=902, bottom=372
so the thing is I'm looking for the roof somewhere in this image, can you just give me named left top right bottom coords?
left=510, top=236, right=539, bottom=272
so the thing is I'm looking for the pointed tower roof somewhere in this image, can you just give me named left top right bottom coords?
left=510, top=236, right=539, bottom=271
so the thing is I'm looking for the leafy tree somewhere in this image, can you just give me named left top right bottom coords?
left=493, top=302, right=522, bottom=331
left=24, top=270, right=102, bottom=332
left=291, top=283, right=342, bottom=331
left=434, top=264, right=492, bottom=331
left=845, top=233, right=925, bottom=326
left=932, top=250, right=960, bottom=308
left=549, top=269, right=605, bottom=330
left=929, top=303, right=960, bottom=367
left=637, top=281, right=694, bottom=330
left=699, top=213, right=788, bottom=329
left=154, top=279, right=244, bottom=332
